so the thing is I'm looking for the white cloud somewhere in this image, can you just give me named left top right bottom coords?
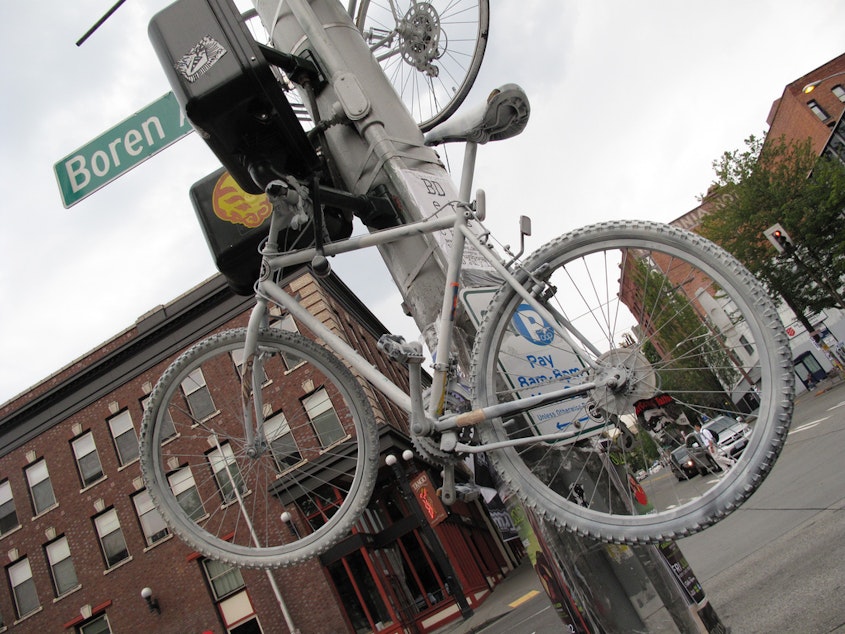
left=1, top=0, right=844, bottom=402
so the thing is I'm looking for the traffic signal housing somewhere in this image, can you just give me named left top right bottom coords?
left=764, top=223, right=794, bottom=254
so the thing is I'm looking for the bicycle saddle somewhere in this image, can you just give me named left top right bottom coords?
left=423, top=83, right=530, bottom=146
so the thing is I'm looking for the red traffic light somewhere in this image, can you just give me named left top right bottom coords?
left=764, top=224, right=794, bottom=253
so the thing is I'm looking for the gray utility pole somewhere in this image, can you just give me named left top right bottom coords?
left=255, top=1, right=721, bottom=630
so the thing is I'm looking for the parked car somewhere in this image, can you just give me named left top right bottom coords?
left=703, top=415, right=751, bottom=458
left=669, top=440, right=720, bottom=481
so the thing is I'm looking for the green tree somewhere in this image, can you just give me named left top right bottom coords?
left=698, top=134, right=845, bottom=325
left=628, top=258, right=734, bottom=412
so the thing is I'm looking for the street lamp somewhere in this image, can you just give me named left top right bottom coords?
left=802, top=70, right=845, bottom=94
left=140, top=587, right=161, bottom=614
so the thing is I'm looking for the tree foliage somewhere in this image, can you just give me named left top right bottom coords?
left=698, top=134, right=845, bottom=318
left=628, top=259, right=733, bottom=411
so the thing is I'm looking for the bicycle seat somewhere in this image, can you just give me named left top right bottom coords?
left=423, top=83, right=530, bottom=146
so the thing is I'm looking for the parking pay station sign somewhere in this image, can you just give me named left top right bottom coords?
left=461, top=288, right=604, bottom=442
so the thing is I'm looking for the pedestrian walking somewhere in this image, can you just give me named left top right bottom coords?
left=693, top=421, right=736, bottom=473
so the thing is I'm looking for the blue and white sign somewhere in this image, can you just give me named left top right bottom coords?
left=461, top=289, right=603, bottom=442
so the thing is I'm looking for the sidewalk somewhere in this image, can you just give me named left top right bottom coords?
left=795, top=371, right=845, bottom=403
left=431, top=559, right=550, bottom=634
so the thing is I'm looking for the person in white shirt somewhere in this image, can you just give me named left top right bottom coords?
left=693, top=421, right=736, bottom=474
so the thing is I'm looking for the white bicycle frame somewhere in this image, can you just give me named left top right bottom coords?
left=240, top=192, right=614, bottom=458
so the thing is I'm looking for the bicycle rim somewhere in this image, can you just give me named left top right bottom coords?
left=356, top=0, right=489, bottom=131
left=140, top=328, right=379, bottom=567
left=471, top=220, right=794, bottom=543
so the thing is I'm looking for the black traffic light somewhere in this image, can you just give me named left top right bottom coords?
left=764, top=223, right=795, bottom=254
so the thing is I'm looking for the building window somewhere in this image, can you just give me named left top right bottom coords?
left=272, top=313, right=303, bottom=369
left=45, top=536, right=79, bottom=596
left=304, top=389, right=345, bottom=447
left=169, top=467, right=205, bottom=520
left=739, top=334, right=755, bottom=356
left=132, top=490, right=169, bottom=546
left=808, top=99, right=830, bottom=121
left=264, top=412, right=302, bottom=471
left=94, top=509, right=130, bottom=569
left=0, top=480, right=20, bottom=536
left=107, top=411, right=139, bottom=466
left=8, top=557, right=39, bottom=618
left=182, top=368, right=216, bottom=421
left=25, top=459, right=57, bottom=515
left=72, top=432, right=105, bottom=487
left=202, top=558, right=245, bottom=600
left=208, top=443, right=247, bottom=503
left=832, top=84, right=845, bottom=102
left=141, top=395, right=177, bottom=440
left=77, top=614, right=112, bottom=634
left=231, top=348, right=267, bottom=385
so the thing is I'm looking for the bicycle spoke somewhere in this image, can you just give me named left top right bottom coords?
left=141, top=329, right=378, bottom=567
left=473, top=221, right=793, bottom=543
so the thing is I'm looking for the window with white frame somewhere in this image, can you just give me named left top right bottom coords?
left=141, top=395, right=177, bottom=440
left=132, top=490, right=169, bottom=546
left=808, top=99, right=829, bottom=121
left=739, top=334, right=755, bottom=356
left=202, top=558, right=245, bottom=600
left=45, top=536, right=79, bottom=596
left=77, top=613, right=112, bottom=634
left=94, top=509, right=129, bottom=569
left=832, top=84, right=845, bottom=102
left=72, top=432, right=104, bottom=487
left=0, top=480, right=20, bottom=536
left=168, top=467, right=205, bottom=520
left=8, top=557, right=39, bottom=618
left=208, top=443, right=247, bottom=503
left=263, top=411, right=302, bottom=471
left=181, top=368, right=216, bottom=421
left=272, top=313, right=302, bottom=369
left=25, top=459, right=57, bottom=515
left=108, top=411, right=139, bottom=466
left=230, top=348, right=267, bottom=385
left=304, top=389, right=345, bottom=447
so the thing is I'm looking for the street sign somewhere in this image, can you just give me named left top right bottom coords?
left=460, top=287, right=604, bottom=443
left=54, top=92, right=192, bottom=208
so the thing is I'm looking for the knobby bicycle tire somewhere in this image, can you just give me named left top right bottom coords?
left=140, top=328, right=379, bottom=568
left=471, top=220, right=794, bottom=544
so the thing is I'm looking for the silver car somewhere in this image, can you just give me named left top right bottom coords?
left=703, top=415, right=751, bottom=458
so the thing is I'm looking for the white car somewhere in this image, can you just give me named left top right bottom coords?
left=703, top=415, right=751, bottom=458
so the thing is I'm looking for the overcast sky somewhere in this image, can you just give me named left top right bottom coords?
left=2, top=1, right=844, bottom=404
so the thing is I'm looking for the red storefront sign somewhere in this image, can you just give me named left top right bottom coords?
left=409, top=471, right=448, bottom=527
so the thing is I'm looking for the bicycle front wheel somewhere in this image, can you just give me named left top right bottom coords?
left=140, top=328, right=379, bottom=567
left=355, top=0, right=489, bottom=131
left=471, top=220, right=794, bottom=544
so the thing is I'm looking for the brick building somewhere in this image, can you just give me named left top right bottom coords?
left=0, top=270, right=517, bottom=634
left=620, top=52, right=845, bottom=398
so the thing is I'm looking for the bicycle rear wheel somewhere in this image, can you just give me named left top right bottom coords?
left=140, top=328, right=379, bottom=567
left=471, top=220, right=794, bottom=543
left=355, top=0, right=489, bottom=131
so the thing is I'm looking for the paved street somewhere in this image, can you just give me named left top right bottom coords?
left=438, top=378, right=845, bottom=633
left=678, top=379, right=845, bottom=633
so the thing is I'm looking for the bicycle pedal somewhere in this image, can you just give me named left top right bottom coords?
left=377, top=335, right=424, bottom=364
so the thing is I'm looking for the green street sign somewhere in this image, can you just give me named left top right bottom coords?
left=54, top=92, right=192, bottom=208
